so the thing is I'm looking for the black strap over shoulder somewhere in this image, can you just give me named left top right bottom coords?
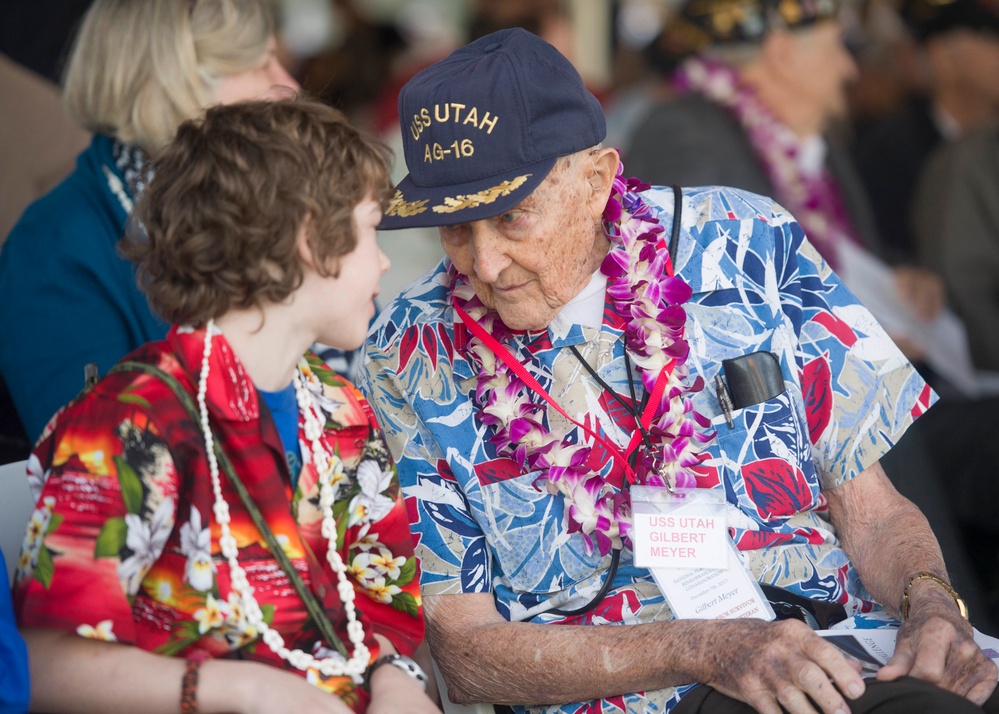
left=108, top=360, right=352, bottom=658
left=670, top=184, right=683, bottom=265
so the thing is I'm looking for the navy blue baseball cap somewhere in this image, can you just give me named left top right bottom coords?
left=379, top=28, right=606, bottom=230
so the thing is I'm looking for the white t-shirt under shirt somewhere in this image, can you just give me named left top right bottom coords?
left=554, top=270, right=607, bottom=331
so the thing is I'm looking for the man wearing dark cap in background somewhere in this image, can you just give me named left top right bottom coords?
left=362, top=26, right=999, bottom=714
left=854, top=0, right=999, bottom=267
left=625, top=0, right=944, bottom=324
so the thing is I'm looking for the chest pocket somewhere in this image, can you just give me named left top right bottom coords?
left=709, top=390, right=820, bottom=525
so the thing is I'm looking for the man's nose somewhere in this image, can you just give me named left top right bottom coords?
left=469, top=223, right=511, bottom=284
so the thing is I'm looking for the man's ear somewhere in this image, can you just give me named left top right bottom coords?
left=760, top=29, right=798, bottom=81
left=585, top=147, right=621, bottom=220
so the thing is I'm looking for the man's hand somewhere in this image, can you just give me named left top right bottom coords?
left=878, top=587, right=997, bottom=705
left=700, top=618, right=865, bottom=714
left=825, top=461, right=997, bottom=706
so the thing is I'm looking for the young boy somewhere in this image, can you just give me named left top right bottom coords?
left=14, top=99, right=440, bottom=714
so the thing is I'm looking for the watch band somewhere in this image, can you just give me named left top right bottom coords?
left=900, top=571, right=969, bottom=621
left=364, top=653, right=428, bottom=693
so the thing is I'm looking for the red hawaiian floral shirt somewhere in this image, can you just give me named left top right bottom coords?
left=14, top=325, right=424, bottom=712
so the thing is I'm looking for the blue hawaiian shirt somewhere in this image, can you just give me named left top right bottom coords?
left=361, top=185, right=934, bottom=714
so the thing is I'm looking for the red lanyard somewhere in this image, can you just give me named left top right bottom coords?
left=622, top=361, right=675, bottom=468
left=454, top=303, right=679, bottom=484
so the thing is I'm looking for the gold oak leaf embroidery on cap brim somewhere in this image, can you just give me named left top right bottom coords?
left=432, top=175, right=531, bottom=214
left=386, top=191, right=429, bottom=217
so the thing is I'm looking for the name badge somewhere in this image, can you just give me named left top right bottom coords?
left=632, top=502, right=728, bottom=569
left=631, top=486, right=775, bottom=622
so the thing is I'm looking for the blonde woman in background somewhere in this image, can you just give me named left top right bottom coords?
left=0, top=0, right=299, bottom=445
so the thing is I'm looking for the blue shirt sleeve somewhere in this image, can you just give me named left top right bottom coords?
left=0, top=553, right=30, bottom=713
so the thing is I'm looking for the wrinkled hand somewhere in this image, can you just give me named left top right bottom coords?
left=893, top=266, right=945, bottom=322
left=878, top=604, right=997, bottom=705
left=703, top=618, right=865, bottom=714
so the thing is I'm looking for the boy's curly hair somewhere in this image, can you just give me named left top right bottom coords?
left=123, top=98, right=394, bottom=325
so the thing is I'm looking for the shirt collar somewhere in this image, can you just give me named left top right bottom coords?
left=795, top=134, right=828, bottom=178
left=169, top=323, right=260, bottom=423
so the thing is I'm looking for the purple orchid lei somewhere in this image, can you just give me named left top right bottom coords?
left=453, top=163, right=714, bottom=556
left=673, top=56, right=858, bottom=269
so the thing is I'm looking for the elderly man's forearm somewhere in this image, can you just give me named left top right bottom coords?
left=825, top=461, right=948, bottom=618
left=425, top=594, right=716, bottom=706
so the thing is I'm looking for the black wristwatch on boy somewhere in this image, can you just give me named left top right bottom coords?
left=364, top=653, right=429, bottom=692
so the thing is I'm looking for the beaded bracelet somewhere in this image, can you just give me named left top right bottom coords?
left=180, top=650, right=212, bottom=714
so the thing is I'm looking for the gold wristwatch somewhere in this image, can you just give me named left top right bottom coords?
left=900, top=571, right=969, bottom=621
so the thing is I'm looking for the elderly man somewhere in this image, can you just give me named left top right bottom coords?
left=362, top=27, right=998, bottom=714
left=625, top=0, right=944, bottom=317
left=625, top=0, right=873, bottom=268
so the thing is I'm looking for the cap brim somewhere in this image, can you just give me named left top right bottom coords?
left=378, top=155, right=558, bottom=230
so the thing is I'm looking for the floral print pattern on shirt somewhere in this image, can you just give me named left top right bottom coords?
left=361, top=184, right=933, bottom=714
left=14, top=326, right=424, bottom=713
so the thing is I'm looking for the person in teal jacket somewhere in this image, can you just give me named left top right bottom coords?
left=0, top=0, right=299, bottom=442
left=0, top=134, right=168, bottom=442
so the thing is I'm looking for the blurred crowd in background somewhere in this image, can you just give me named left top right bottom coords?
left=5, top=0, right=998, bottom=297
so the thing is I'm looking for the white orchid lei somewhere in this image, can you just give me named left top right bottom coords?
left=453, top=163, right=714, bottom=556
left=674, top=56, right=858, bottom=269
